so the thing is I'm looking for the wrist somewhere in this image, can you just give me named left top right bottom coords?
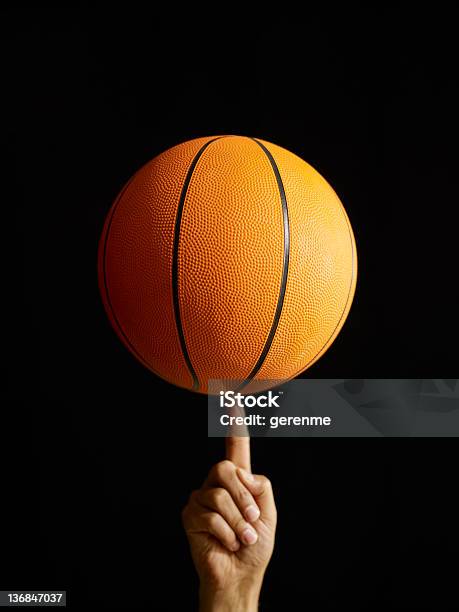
left=199, top=578, right=263, bottom=612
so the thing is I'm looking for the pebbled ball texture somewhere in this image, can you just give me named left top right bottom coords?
left=98, top=136, right=357, bottom=394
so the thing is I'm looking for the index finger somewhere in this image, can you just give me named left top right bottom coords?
left=226, top=435, right=251, bottom=472
left=225, top=404, right=251, bottom=471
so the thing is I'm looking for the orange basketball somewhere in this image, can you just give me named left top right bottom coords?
left=98, top=136, right=357, bottom=394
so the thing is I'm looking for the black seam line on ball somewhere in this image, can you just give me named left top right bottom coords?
left=172, top=137, right=224, bottom=391
left=237, top=137, right=290, bottom=391
left=103, top=172, right=162, bottom=378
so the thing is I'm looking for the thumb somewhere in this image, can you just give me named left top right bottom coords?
left=237, top=468, right=276, bottom=524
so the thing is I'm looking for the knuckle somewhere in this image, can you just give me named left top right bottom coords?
left=237, top=487, right=252, bottom=506
left=215, top=460, right=234, bottom=480
left=213, top=459, right=234, bottom=482
left=207, top=512, right=222, bottom=532
left=258, top=475, right=272, bottom=489
left=212, top=487, right=229, bottom=505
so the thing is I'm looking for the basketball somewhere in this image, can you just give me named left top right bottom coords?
left=98, top=136, right=357, bottom=394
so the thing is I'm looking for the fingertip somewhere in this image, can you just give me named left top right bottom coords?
left=230, top=539, right=240, bottom=552
left=245, top=504, right=260, bottom=522
left=241, top=527, right=258, bottom=545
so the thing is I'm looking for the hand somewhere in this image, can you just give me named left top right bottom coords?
left=182, top=435, right=277, bottom=612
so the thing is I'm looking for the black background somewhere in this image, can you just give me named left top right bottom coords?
left=9, top=5, right=459, bottom=610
